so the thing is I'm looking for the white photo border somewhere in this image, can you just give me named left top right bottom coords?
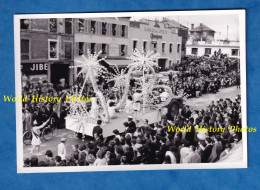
left=14, top=9, right=247, bottom=173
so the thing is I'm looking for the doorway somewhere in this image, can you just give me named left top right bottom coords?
left=51, top=63, right=69, bottom=88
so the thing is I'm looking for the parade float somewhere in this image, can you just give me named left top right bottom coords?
left=65, top=49, right=185, bottom=137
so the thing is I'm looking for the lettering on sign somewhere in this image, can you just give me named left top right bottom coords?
left=150, top=33, right=162, bottom=39
left=144, top=27, right=167, bottom=34
left=21, top=63, right=48, bottom=74
left=30, top=63, right=48, bottom=71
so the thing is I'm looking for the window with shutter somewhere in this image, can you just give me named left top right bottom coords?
left=49, top=18, right=57, bottom=33
left=106, top=44, right=109, bottom=56
left=96, top=22, right=101, bottom=35
left=90, top=43, right=96, bottom=54
left=79, top=42, right=84, bottom=56
left=21, top=39, right=30, bottom=60
left=112, top=24, right=117, bottom=36
left=96, top=44, right=102, bottom=53
left=125, top=45, right=128, bottom=56
left=75, top=42, right=79, bottom=56
left=116, top=25, right=121, bottom=37
left=107, top=23, right=112, bottom=36
left=90, top=20, right=96, bottom=34
left=74, top=19, right=79, bottom=33
left=120, top=45, right=126, bottom=57
left=78, top=19, right=84, bottom=33
left=125, top=26, right=128, bottom=37
left=102, top=22, right=107, bottom=35
left=101, top=44, right=107, bottom=55
left=84, top=20, right=89, bottom=33
left=85, top=43, right=90, bottom=54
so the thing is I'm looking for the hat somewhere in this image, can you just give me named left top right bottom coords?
left=61, top=138, right=66, bottom=142
left=128, top=115, right=133, bottom=119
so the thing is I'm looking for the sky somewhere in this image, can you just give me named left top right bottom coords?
left=131, top=14, right=240, bottom=41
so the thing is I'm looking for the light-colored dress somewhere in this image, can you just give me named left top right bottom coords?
left=108, top=106, right=117, bottom=119
left=90, top=97, right=99, bottom=119
left=125, top=99, right=133, bottom=114
left=31, top=127, right=41, bottom=146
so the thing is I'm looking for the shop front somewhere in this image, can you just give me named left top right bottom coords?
left=50, top=62, right=70, bottom=88
left=21, top=62, right=48, bottom=84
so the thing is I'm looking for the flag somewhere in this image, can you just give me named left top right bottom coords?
left=53, top=93, right=66, bottom=118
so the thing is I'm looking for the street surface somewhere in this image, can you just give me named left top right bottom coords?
left=23, top=86, right=241, bottom=161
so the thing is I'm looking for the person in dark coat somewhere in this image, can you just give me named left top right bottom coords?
left=92, top=120, right=103, bottom=137
left=200, top=137, right=213, bottom=163
left=128, top=116, right=136, bottom=132
left=208, top=135, right=223, bottom=162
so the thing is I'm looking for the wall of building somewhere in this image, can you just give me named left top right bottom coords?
left=186, top=45, right=240, bottom=58
left=128, top=20, right=182, bottom=69
left=20, top=18, right=74, bottom=86
left=74, top=17, right=130, bottom=59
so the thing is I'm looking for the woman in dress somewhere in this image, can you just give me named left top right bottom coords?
left=30, top=118, right=50, bottom=155
left=90, top=97, right=99, bottom=120
left=125, top=95, right=133, bottom=114
left=108, top=102, right=117, bottom=119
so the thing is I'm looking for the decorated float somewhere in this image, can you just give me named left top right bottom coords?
left=65, top=49, right=186, bottom=137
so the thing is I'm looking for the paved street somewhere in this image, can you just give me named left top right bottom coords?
left=23, top=86, right=241, bottom=161
left=185, top=86, right=241, bottom=110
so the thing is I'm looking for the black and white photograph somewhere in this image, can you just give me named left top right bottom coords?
left=14, top=10, right=247, bottom=173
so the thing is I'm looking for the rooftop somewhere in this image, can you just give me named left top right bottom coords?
left=190, top=23, right=215, bottom=32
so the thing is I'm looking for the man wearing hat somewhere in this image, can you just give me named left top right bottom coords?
left=58, top=138, right=67, bottom=160
left=128, top=116, right=136, bottom=133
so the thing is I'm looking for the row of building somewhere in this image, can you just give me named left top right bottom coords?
left=20, top=17, right=187, bottom=87
left=20, top=17, right=239, bottom=87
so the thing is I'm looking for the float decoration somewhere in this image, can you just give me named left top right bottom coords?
left=69, top=50, right=110, bottom=123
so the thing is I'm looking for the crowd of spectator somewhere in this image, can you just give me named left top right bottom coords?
left=24, top=94, right=242, bottom=167
left=165, top=55, right=240, bottom=98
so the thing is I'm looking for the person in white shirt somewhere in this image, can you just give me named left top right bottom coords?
left=108, top=102, right=117, bottom=119
left=30, top=118, right=50, bottom=155
left=58, top=138, right=67, bottom=160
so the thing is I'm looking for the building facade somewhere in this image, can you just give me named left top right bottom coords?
left=20, top=18, right=74, bottom=86
left=73, top=17, right=131, bottom=76
left=128, top=19, right=182, bottom=70
left=186, top=23, right=240, bottom=58
left=186, top=41, right=240, bottom=58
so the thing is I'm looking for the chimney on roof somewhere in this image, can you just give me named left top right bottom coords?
left=200, top=23, right=203, bottom=28
left=191, top=24, right=194, bottom=29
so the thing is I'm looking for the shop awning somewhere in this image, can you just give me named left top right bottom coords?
left=104, top=59, right=133, bottom=67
